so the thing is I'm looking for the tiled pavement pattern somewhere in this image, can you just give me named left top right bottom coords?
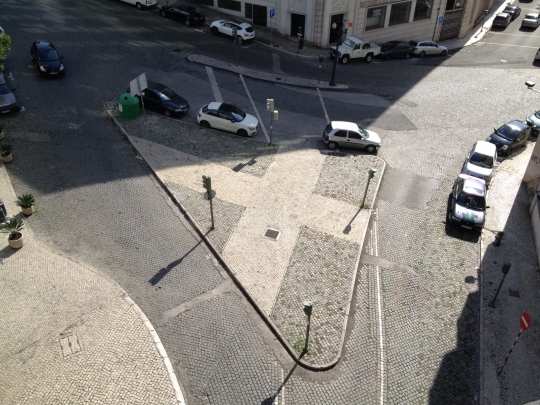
left=118, top=114, right=277, bottom=178
left=482, top=143, right=540, bottom=405
left=110, top=107, right=379, bottom=365
left=315, top=154, right=386, bottom=206
left=0, top=165, right=177, bottom=405
left=270, top=226, right=360, bottom=364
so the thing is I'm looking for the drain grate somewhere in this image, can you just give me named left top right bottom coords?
left=264, top=228, right=281, bottom=241
left=59, top=333, right=82, bottom=357
left=508, top=289, right=520, bottom=298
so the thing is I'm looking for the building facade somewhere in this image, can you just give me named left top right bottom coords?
left=204, top=0, right=492, bottom=47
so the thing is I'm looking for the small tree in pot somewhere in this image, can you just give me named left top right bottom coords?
left=17, top=194, right=35, bottom=216
left=0, top=144, right=13, bottom=163
left=0, top=217, right=24, bottom=249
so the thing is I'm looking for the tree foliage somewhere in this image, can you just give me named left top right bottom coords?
left=0, top=34, right=12, bottom=73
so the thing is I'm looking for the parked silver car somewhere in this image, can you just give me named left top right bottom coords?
left=408, top=40, right=448, bottom=57
left=322, top=121, right=381, bottom=152
left=526, top=111, right=540, bottom=135
left=521, top=13, right=540, bottom=28
left=461, top=141, right=498, bottom=184
left=448, top=174, right=488, bottom=231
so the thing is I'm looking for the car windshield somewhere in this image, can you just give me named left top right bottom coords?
left=219, top=103, right=246, bottom=119
left=382, top=42, right=399, bottom=50
left=504, top=7, right=515, bottom=12
left=456, top=192, right=486, bottom=210
left=0, top=82, right=11, bottom=95
left=343, top=38, right=355, bottom=48
left=158, top=86, right=175, bottom=100
left=38, top=48, right=59, bottom=61
left=525, top=14, right=537, bottom=19
left=495, top=16, right=507, bottom=21
left=187, top=7, right=200, bottom=13
left=470, top=152, right=493, bottom=168
left=495, top=124, right=520, bottom=140
left=359, top=128, right=368, bottom=137
left=325, top=123, right=333, bottom=135
left=535, top=111, right=540, bottom=119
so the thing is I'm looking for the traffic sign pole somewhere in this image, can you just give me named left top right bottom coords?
left=497, top=313, right=530, bottom=375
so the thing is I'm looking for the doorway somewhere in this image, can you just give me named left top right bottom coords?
left=329, top=14, right=345, bottom=43
left=253, top=5, right=267, bottom=27
left=290, top=13, right=306, bottom=37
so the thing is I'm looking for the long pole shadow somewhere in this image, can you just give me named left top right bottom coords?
left=344, top=206, right=363, bottom=235
left=260, top=351, right=306, bottom=405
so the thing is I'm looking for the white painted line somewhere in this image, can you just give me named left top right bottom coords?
left=317, top=88, right=330, bottom=124
left=489, top=31, right=540, bottom=38
left=8, top=72, right=13, bottom=80
left=281, top=368, right=285, bottom=405
left=195, top=29, right=205, bottom=33
left=478, top=41, right=540, bottom=49
left=205, top=66, right=223, bottom=103
left=373, top=212, right=386, bottom=405
left=239, top=74, right=269, bottom=142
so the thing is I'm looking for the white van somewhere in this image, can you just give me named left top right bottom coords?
left=117, top=0, right=158, bottom=10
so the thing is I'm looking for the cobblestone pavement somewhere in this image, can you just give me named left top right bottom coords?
left=0, top=165, right=179, bottom=404
left=112, top=106, right=383, bottom=366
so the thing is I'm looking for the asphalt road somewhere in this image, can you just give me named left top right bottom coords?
left=2, top=0, right=540, bottom=404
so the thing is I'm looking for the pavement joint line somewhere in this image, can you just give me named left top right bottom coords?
left=239, top=73, right=269, bottom=142
left=317, top=87, right=330, bottom=124
left=479, top=237, right=485, bottom=405
left=205, top=66, right=223, bottom=103
left=373, top=211, right=386, bottom=405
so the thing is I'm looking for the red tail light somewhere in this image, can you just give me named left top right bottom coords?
left=194, top=17, right=198, bottom=21
left=198, top=113, right=201, bottom=117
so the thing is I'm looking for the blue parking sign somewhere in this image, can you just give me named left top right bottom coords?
left=439, top=16, right=444, bottom=24
left=270, top=8, right=275, bottom=18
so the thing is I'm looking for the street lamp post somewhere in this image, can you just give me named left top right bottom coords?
left=329, top=25, right=347, bottom=87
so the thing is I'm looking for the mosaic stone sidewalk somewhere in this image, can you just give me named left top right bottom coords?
left=111, top=109, right=384, bottom=366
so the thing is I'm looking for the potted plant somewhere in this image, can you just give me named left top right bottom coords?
left=16, top=194, right=35, bottom=216
left=0, top=217, right=24, bottom=249
left=0, top=123, right=4, bottom=140
left=0, top=144, right=12, bottom=163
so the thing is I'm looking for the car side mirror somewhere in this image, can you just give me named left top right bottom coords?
left=486, top=206, right=491, bottom=209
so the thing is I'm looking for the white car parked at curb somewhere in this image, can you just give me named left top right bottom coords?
left=210, top=20, right=255, bottom=45
left=197, top=102, right=259, bottom=137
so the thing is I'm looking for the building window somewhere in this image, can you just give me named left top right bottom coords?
left=414, top=0, right=433, bottom=20
left=245, top=3, right=253, bottom=19
left=389, top=2, right=412, bottom=26
left=366, top=6, right=387, bottom=30
left=218, top=0, right=241, bottom=12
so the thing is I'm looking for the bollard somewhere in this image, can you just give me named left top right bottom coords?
left=493, top=231, right=504, bottom=246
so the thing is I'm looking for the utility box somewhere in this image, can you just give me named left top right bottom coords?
left=118, top=93, right=140, bottom=119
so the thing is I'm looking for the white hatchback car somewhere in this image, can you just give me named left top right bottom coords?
left=210, top=20, right=255, bottom=45
left=197, top=102, right=258, bottom=137
left=461, top=141, right=498, bottom=184
left=322, top=121, right=381, bottom=152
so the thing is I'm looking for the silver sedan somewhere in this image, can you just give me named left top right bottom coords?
left=408, top=40, right=448, bottom=57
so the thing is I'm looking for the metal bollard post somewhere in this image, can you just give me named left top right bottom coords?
left=493, top=231, right=504, bottom=246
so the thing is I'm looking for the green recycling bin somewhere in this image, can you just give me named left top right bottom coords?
left=118, top=93, right=140, bottom=119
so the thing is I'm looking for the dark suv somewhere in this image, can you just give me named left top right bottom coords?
left=492, top=13, right=511, bottom=28
left=160, top=5, right=205, bottom=26
left=379, top=41, right=412, bottom=60
left=128, top=81, right=189, bottom=117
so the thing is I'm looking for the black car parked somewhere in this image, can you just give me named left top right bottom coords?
left=486, top=120, right=531, bottom=156
left=0, top=73, right=20, bottom=114
left=30, top=41, right=65, bottom=77
left=503, top=5, right=521, bottom=20
left=379, top=41, right=412, bottom=60
left=160, top=5, right=205, bottom=26
left=128, top=81, right=189, bottom=117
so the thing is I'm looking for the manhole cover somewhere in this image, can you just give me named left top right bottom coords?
left=264, top=228, right=281, bottom=241
left=59, top=333, right=82, bottom=357
left=508, top=289, right=520, bottom=298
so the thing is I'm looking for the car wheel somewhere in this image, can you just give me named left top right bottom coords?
left=441, top=49, right=448, bottom=56
left=211, top=27, right=219, bottom=36
left=237, top=129, right=248, bottom=137
left=164, top=109, right=172, bottom=117
left=405, top=53, right=411, bottom=59
left=385, top=54, right=390, bottom=61
left=200, top=120, right=210, bottom=128
left=236, top=36, right=243, bottom=45
left=327, top=142, right=337, bottom=150
left=419, top=51, right=426, bottom=58
left=365, top=145, right=376, bottom=153
left=185, top=19, right=190, bottom=26
left=365, top=53, right=373, bottom=63
left=136, top=2, right=143, bottom=10
left=340, top=55, right=349, bottom=64
left=160, top=10, right=167, bottom=17
left=447, top=211, right=455, bottom=227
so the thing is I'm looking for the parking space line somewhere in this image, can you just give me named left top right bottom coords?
left=239, top=74, right=270, bottom=142
left=478, top=41, right=539, bottom=49
left=317, top=88, right=330, bottom=124
left=205, top=66, right=223, bottom=103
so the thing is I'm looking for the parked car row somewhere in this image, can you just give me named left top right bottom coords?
left=492, top=5, right=539, bottom=29
left=448, top=115, right=537, bottom=232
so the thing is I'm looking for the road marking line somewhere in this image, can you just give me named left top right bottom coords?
left=372, top=212, right=386, bottom=405
left=478, top=41, right=539, bottom=49
left=205, top=66, right=223, bottom=102
left=281, top=368, right=285, bottom=405
left=489, top=31, right=540, bottom=38
left=317, top=88, right=330, bottom=124
left=239, top=74, right=269, bottom=142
